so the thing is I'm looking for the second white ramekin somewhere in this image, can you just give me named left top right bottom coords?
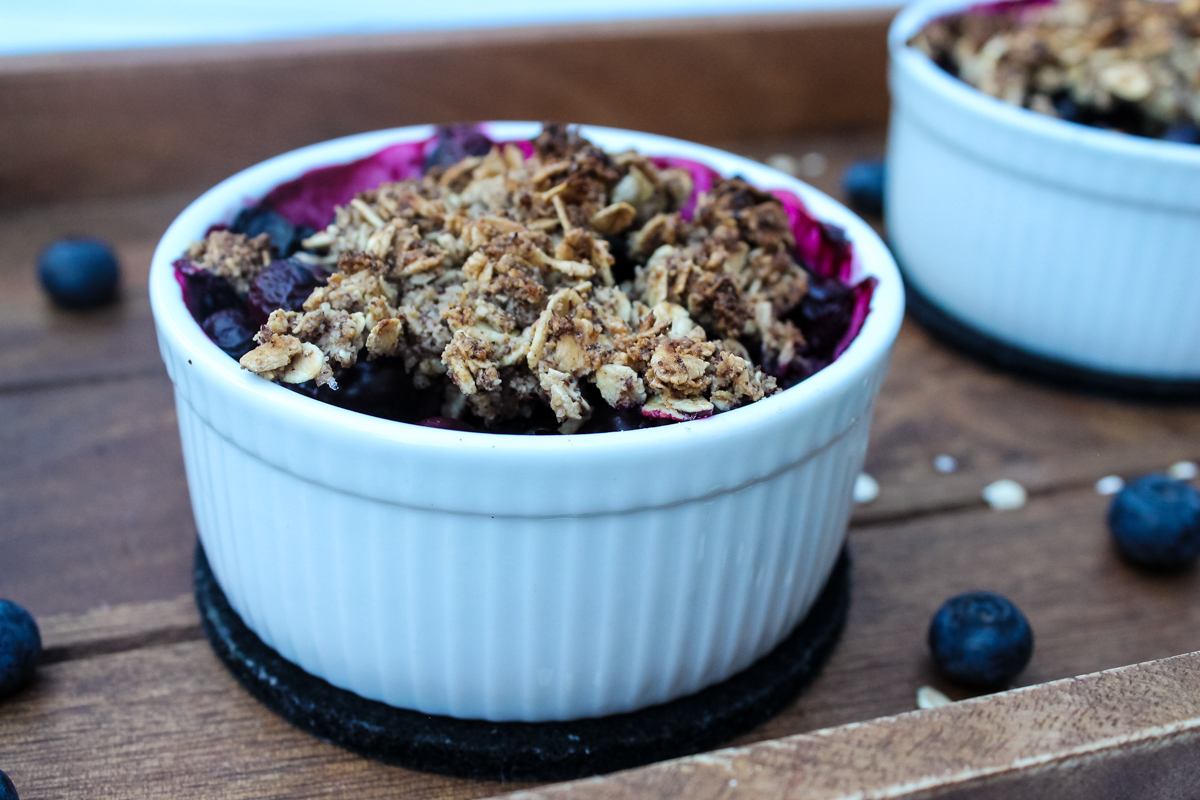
left=889, top=0, right=1200, bottom=380
left=150, top=122, right=903, bottom=722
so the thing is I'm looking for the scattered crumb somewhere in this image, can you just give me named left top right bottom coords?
left=1168, top=461, right=1199, bottom=481
left=982, top=479, right=1026, bottom=511
left=729, top=779, right=738, bottom=788
left=917, top=685, right=954, bottom=709
left=765, top=154, right=797, bottom=175
left=798, top=152, right=827, bottom=178
left=1095, top=475, right=1125, bottom=496
left=934, top=454, right=958, bottom=473
left=854, top=472, right=880, bottom=504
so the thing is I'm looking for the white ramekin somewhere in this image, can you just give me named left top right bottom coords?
left=889, top=0, right=1200, bottom=380
left=150, top=122, right=903, bottom=722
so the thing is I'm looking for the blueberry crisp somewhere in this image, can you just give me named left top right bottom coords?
left=175, top=125, right=875, bottom=434
left=911, top=0, right=1200, bottom=143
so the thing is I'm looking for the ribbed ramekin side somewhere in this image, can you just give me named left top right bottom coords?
left=888, top=101, right=1200, bottom=377
left=169, top=391, right=881, bottom=722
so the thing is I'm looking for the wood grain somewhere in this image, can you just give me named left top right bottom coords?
left=495, top=652, right=1200, bottom=800
left=39, top=594, right=200, bottom=664
left=0, top=640, right=525, bottom=800
left=0, top=375, right=196, bottom=617
left=5, top=487, right=1200, bottom=799
left=0, top=9, right=894, bottom=207
left=3, top=149, right=1200, bottom=619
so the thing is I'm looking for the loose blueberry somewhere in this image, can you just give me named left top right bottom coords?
left=246, top=260, right=322, bottom=324
left=928, top=591, right=1033, bottom=689
left=841, top=159, right=886, bottom=218
left=1107, top=474, right=1200, bottom=570
left=231, top=206, right=301, bottom=256
left=37, top=238, right=120, bottom=309
left=0, top=769, right=16, bottom=800
left=201, top=308, right=257, bottom=358
left=0, top=600, right=41, bottom=699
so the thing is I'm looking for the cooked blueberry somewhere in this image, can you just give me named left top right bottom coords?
left=1163, top=123, right=1200, bottom=145
left=0, top=769, right=16, bottom=800
left=841, top=159, right=886, bottom=217
left=1051, top=93, right=1081, bottom=122
left=1108, top=474, right=1200, bottom=570
left=174, top=260, right=242, bottom=323
left=425, top=124, right=495, bottom=170
left=231, top=207, right=300, bottom=256
left=789, top=273, right=856, bottom=360
left=201, top=308, right=257, bottom=358
left=417, top=416, right=479, bottom=432
left=0, top=600, right=41, bottom=699
left=247, top=260, right=322, bottom=323
left=928, top=591, right=1033, bottom=689
left=37, top=238, right=120, bottom=309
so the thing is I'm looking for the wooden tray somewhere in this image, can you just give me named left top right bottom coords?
left=2, top=13, right=1200, bottom=797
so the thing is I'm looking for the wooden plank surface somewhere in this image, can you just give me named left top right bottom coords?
left=4, top=132, right=1200, bottom=618
left=0, top=9, right=894, bottom=207
left=4, top=129, right=1200, bottom=798
left=5, top=487, right=1200, bottom=799
left=499, top=653, right=1200, bottom=800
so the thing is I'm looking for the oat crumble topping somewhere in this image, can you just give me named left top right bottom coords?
left=178, top=126, right=872, bottom=433
left=911, top=0, right=1200, bottom=140
left=184, top=229, right=273, bottom=293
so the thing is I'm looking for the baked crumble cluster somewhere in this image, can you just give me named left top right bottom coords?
left=911, top=0, right=1200, bottom=142
left=177, top=125, right=871, bottom=434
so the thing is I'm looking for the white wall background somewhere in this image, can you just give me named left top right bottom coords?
left=1, top=0, right=893, bottom=57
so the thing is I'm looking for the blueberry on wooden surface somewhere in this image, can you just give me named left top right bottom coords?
left=841, top=159, right=886, bottom=218
left=231, top=206, right=301, bottom=256
left=928, top=592, right=1033, bottom=689
left=1108, top=474, right=1200, bottom=570
left=37, top=238, right=120, bottom=308
left=0, top=600, right=41, bottom=699
left=0, top=769, right=17, bottom=800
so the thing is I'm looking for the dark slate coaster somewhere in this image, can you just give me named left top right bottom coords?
left=195, top=541, right=849, bottom=782
left=902, top=271, right=1200, bottom=403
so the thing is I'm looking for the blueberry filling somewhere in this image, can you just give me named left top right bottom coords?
left=230, top=206, right=312, bottom=257
left=175, top=126, right=876, bottom=434
left=246, top=259, right=323, bottom=324
left=911, top=0, right=1200, bottom=144
left=201, top=308, right=257, bottom=359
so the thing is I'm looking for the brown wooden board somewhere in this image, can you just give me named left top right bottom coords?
left=497, top=653, right=1200, bottom=800
left=5, top=488, right=1200, bottom=799
left=3, top=122, right=1200, bottom=797
left=0, top=9, right=894, bottom=207
left=3, top=135, right=1200, bottom=622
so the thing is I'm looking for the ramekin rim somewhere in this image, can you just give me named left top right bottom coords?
left=889, top=0, right=1200, bottom=167
left=149, top=122, right=903, bottom=455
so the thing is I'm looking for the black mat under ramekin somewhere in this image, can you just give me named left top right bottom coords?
left=902, top=272, right=1200, bottom=403
left=194, top=541, right=849, bottom=782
